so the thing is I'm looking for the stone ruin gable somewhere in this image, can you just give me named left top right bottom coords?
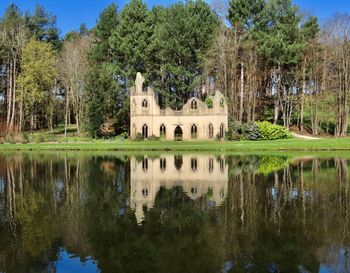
left=130, top=72, right=227, bottom=116
left=130, top=72, right=228, bottom=140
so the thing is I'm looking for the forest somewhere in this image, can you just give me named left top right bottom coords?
left=0, top=0, right=350, bottom=138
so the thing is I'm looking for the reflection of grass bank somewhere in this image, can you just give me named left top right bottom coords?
left=1, top=137, right=350, bottom=152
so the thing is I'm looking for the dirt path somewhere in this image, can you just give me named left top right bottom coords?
left=292, top=133, right=322, bottom=140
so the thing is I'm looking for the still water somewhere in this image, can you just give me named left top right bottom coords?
left=0, top=152, right=349, bottom=273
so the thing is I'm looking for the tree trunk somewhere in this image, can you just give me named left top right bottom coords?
left=10, top=58, right=17, bottom=130
left=64, top=90, right=70, bottom=139
left=300, top=58, right=306, bottom=131
left=239, top=62, right=244, bottom=123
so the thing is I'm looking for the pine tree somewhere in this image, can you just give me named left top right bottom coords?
left=109, top=0, right=150, bottom=87
left=86, top=4, right=124, bottom=137
left=152, top=0, right=219, bottom=108
left=24, top=4, right=60, bottom=49
left=254, top=0, right=304, bottom=126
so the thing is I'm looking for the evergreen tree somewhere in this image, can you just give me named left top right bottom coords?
left=24, top=4, right=60, bottom=49
left=256, top=0, right=305, bottom=126
left=153, top=0, right=219, bottom=108
left=109, top=0, right=150, bottom=87
left=86, top=4, right=124, bottom=137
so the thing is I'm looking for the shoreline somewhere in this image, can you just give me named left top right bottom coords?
left=0, top=138, right=350, bottom=152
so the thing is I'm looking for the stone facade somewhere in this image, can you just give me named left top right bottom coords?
left=130, top=72, right=228, bottom=140
left=130, top=155, right=228, bottom=224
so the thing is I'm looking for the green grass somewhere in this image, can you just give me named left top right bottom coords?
left=1, top=137, right=350, bottom=152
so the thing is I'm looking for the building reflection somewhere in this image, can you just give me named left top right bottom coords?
left=130, top=155, right=228, bottom=223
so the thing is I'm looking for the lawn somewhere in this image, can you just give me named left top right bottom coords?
left=1, top=137, right=350, bottom=152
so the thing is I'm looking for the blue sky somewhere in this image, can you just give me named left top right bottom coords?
left=0, top=0, right=349, bottom=35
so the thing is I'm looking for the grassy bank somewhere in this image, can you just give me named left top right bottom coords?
left=0, top=137, right=350, bottom=152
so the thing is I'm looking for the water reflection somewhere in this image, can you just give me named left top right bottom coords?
left=130, top=155, right=227, bottom=223
left=0, top=153, right=349, bottom=273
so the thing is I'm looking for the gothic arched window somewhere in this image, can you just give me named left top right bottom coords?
left=191, top=99, right=197, bottom=110
left=142, top=99, right=148, bottom=109
left=220, top=98, right=225, bottom=107
left=191, top=124, right=197, bottom=139
left=160, top=124, right=166, bottom=138
left=142, top=124, right=148, bottom=138
left=219, top=123, right=225, bottom=139
left=209, top=124, right=214, bottom=139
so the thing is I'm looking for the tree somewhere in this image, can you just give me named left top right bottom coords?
left=109, top=0, right=150, bottom=88
left=255, top=0, right=304, bottom=128
left=16, top=39, right=57, bottom=131
left=227, top=0, right=264, bottom=122
left=59, top=35, right=91, bottom=136
left=24, top=4, right=61, bottom=49
left=323, top=14, right=350, bottom=136
left=299, top=15, right=319, bottom=132
left=150, top=0, right=219, bottom=108
left=0, top=4, right=28, bottom=130
left=86, top=4, right=124, bottom=137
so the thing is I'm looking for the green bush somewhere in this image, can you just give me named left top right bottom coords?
left=0, top=137, right=4, bottom=144
left=205, top=97, right=213, bottom=108
left=120, top=132, right=128, bottom=140
left=242, top=122, right=261, bottom=141
left=135, top=132, right=144, bottom=141
left=148, top=135, right=159, bottom=141
left=5, top=133, right=16, bottom=144
left=13, top=135, right=23, bottom=144
left=35, top=134, right=46, bottom=143
left=46, top=134, right=58, bottom=142
left=22, top=133, right=31, bottom=144
left=257, top=121, right=292, bottom=140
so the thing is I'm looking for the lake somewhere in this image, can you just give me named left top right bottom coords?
left=0, top=152, right=349, bottom=273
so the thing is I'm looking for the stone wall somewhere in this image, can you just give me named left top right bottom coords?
left=130, top=72, right=228, bottom=140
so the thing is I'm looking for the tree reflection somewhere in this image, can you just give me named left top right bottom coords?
left=0, top=153, right=349, bottom=273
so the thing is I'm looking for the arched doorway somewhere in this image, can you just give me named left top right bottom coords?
left=174, top=126, right=183, bottom=141
left=208, top=124, right=214, bottom=139
left=160, top=124, right=166, bottom=138
left=220, top=123, right=225, bottom=139
left=191, top=124, right=197, bottom=139
left=142, top=124, right=148, bottom=138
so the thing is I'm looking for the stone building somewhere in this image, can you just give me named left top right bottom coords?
left=130, top=73, right=228, bottom=140
left=130, top=155, right=228, bottom=224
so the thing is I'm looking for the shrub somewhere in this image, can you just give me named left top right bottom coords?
left=229, top=120, right=243, bottom=134
left=0, top=137, right=4, bottom=144
left=22, top=133, right=31, bottom=144
left=13, top=134, right=23, bottom=144
left=205, top=97, right=213, bottom=108
left=135, top=132, right=144, bottom=141
left=112, top=132, right=128, bottom=141
left=46, top=134, right=58, bottom=143
left=242, top=122, right=261, bottom=141
left=224, top=131, right=233, bottom=141
left=35, top=134, right=46, bottom=143
left=257, top=121, right=292, bottom=140
left=148, top=135, right=159, bottom=141
left=100, top=118, right=116, bottom=138
left=5, top=133, right=16, bottom=144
